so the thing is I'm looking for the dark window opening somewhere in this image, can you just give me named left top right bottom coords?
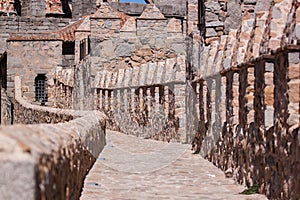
left=80, top=38, right=89, bottom=61
left=80, top=39, right=86, bottom=61
left=62, top=0, right=72, bottom=18
left=14, top=0, right=22, bottom=16
left=0, top=52, right=7, bottom=125
left=198, top=0, right=206, bottom=37
left=88, top=36, right=91, bottom=55
left=35, top=74, right=48, bottom=105
left=62, top=42, right=75, bottom=55
left=0, top=52, right=7, bottom=90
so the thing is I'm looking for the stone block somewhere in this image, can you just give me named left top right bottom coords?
left=205, top=2, right=221, bottom=12
left=288, top=81, right=300, bottom=103
left=288, top=52, right=300, bottom=64
left=115, top=43, right=133, bottom=57
left=289, top=63, right=300, bottom=80
left=206, top=12, right=219, bottom=22
left=264, top=72, right=274, bottom=85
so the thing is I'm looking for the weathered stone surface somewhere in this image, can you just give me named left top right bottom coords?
left=205, top=2, right=221, bottom=12
left=288, top=81, right=300, bottom=103
left=120, top=17, right=136, bottom=32
left=206, top=21, right=224, bottom=27
left=109, top=2, right=147, bottom=16
left=0, top=76, right=106, bottom=200
left=0, top=2, right=299, bottom=200
left=206, top=28, right=218, bottom=37
left=206, top=12, right=219, bottom=22
left=224, top=1, right=242, bottom=34
left=140, top=4, right=165, bottom=19
left=166, top=18, right=182, bottom=33
left=7, top=40, right=63, bottom=105
left=80, top=130, right=267, bottom=200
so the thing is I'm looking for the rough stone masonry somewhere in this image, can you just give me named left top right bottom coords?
left=0, top=0, right=299, bottom=199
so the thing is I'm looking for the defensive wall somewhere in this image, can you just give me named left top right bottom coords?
left=0, top=0, right=299, bottom=199
left=0, top=76, right=106, bottom=199
left=189, top=0, right=300, bottom=199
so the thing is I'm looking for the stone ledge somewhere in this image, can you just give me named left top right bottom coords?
left=0, top=76, right=107, bottom=200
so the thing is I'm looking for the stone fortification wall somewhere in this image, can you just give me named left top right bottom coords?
left=190, top=0, right=300, bottom=199
left=91, top=56, right=187, bottom=142
left=22, top=0, right=46, bottom=17
left=72, top=0, right=96, bottom=19
left=72, top=52, right=187, bottom=142
left=192, top=49, right=299, bottom=199
left=88, top=3, right=186, bottom=73
left=0, top=17, right=71, bottom=53
left=73, top=56, right=95, bottom=111
left=53, top=67, right=74, bottom=109
left=198, top=0, right=258, bottom=43
left=0, top=76, right=106, bottom=199
left=0, top=17, right=71, bottom=34
left=71, top=4, right=190, bottom=143
left=7, top=40, right=63, bottom=105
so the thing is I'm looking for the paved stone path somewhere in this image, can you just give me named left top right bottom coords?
left=80, top=130, right=267, bottom=200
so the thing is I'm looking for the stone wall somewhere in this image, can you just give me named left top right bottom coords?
left=73, top=56, right=95, bottom=111
left=53, top=67, right=74, bottom=109
left=0, top=17, right=71, bottom=53
left=88, top=3, right=186, bottom=73
left=7, top=40, right=63, bottom=105
left=72, top=4, right=189, bottom=137
left=109, top=2, right=186, bottom=17
left=109, top=2, right=147, bottom=16
left=22, top=0, right=46, bottom=17
left=0, top=76, right=106, bottom=199
left=192, top=49, right=300, bottom=199
left=91, top=56, right=187, bottom=142
left=1, top=88, right=12, bottom=124
left=195, top=0, right=260, bottom=43
left=0, top=17, right=71, bottom=35
left=190, top=0, right=300, bottom=199
left=72, top=0, right=96, bottom=19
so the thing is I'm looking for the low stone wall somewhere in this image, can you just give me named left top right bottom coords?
left=53, top=67, right=74, bottom=109
left=191, top=48, right=300, bottom=199
left=189, top=1, right=300, bottom=199
left=71, top=54, right=187, bottom=142
left=0, top=76, right=106, bottom=199
left=1, top=88, right=12, bottom=125
left=76, top=56, right=187, bottom=143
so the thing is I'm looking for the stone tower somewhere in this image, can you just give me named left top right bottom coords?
left=21, top=0, right=46, bottom=17
left=72, top=0, right=97, bottom=19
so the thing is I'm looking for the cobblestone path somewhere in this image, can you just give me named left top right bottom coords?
left=80, top=130, right=267, bottom=200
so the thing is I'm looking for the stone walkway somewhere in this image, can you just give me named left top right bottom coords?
left=80, top=130, right=267, bottom=200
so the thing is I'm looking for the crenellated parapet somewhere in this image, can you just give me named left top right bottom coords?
left=190, top=0, right=300, bottom=198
